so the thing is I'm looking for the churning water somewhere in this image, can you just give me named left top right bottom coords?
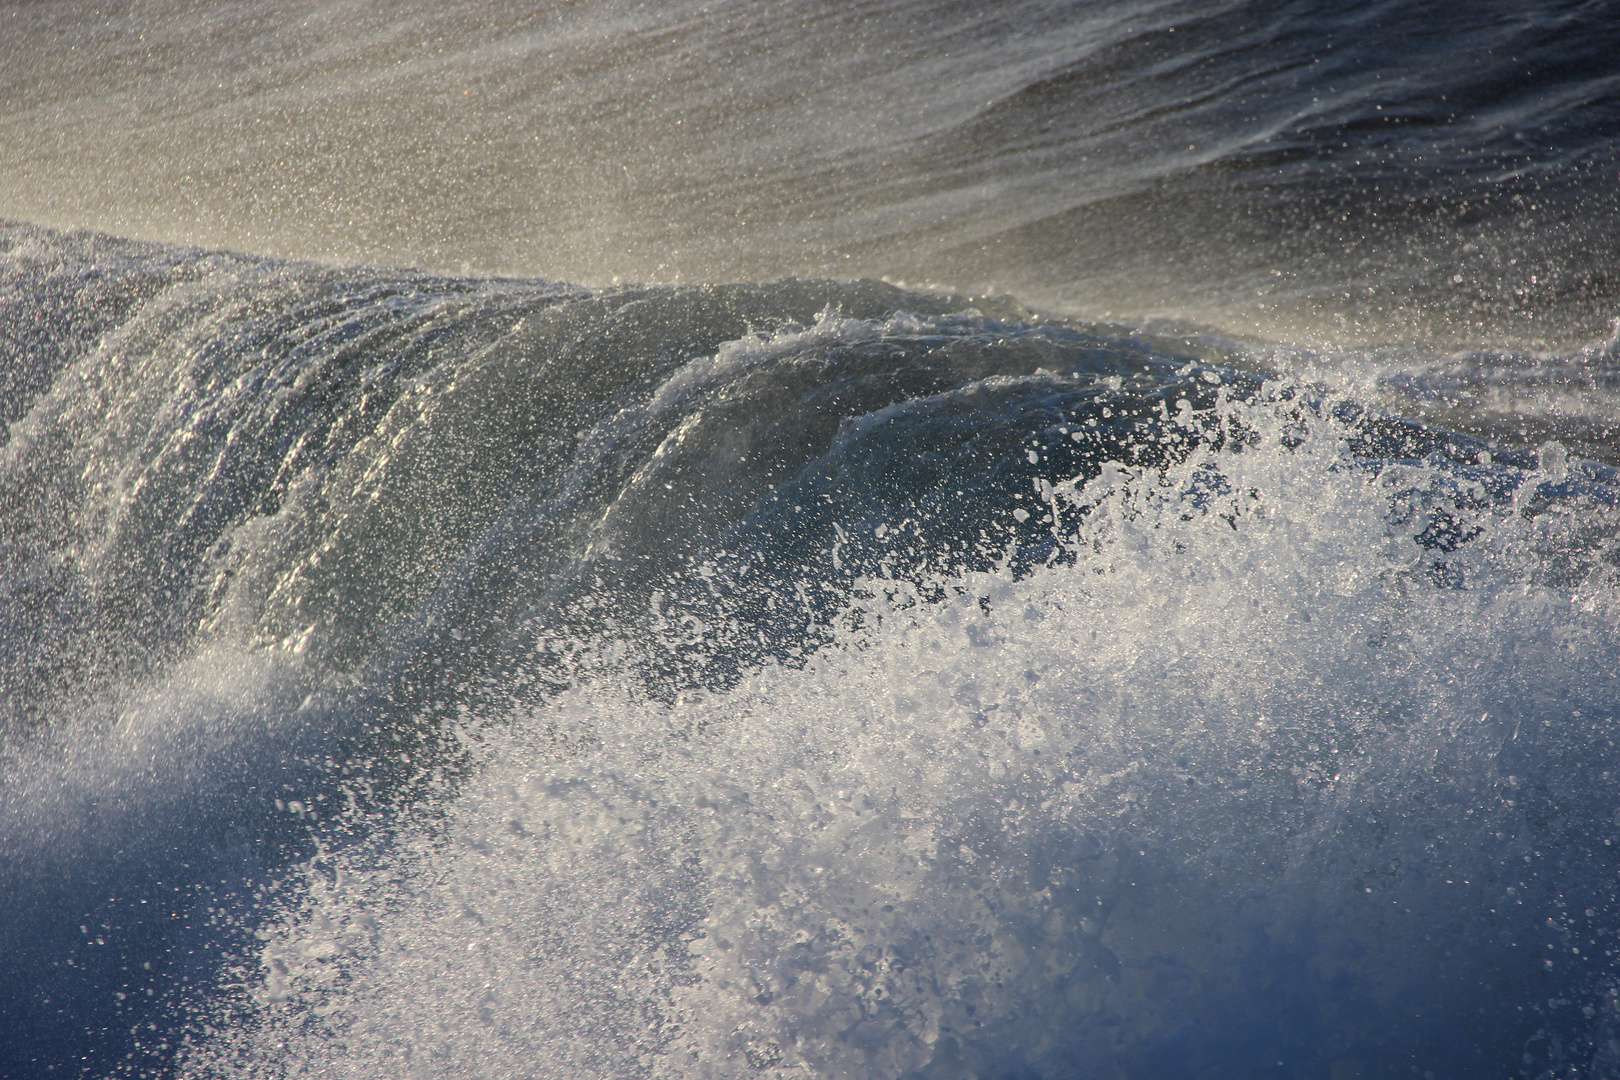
left=3, top=2, right=1620, bottom=1078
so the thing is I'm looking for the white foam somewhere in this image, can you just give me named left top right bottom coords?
left=185, top=395, right=1620, bottom=1078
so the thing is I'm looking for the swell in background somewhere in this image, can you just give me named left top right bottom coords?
left=2, top=0, right=1618, bottom=345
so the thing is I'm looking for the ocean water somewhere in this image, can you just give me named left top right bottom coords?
left=2, top=2, right=1620, bottom=1078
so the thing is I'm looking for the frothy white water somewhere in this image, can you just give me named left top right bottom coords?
left=182, top=395, right=1620, bottom=1079
left=1213, top=320, right=1620, bottom=467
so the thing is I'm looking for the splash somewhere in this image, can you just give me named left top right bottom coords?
left=184, top=391, right=1620, bottom=1079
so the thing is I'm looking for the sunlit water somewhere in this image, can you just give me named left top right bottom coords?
left=3, top=2, right=1620, bottom=1078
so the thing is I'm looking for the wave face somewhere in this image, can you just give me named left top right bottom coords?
left=4, top=224, right=1620, bottom=1080
left=2, top=2, right=1620, bottom=1079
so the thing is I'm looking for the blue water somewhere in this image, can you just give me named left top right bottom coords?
left=2, top=3, right=1620, bottom=1078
